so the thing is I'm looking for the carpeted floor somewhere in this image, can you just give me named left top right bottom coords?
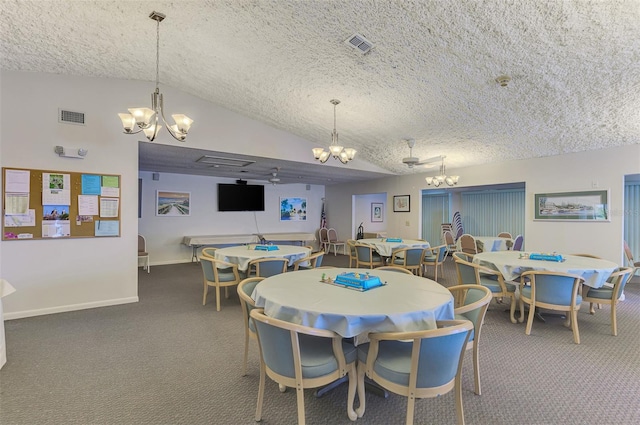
left=2, top=254, right=640, bottom=424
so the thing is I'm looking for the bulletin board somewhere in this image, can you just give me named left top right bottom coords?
left=2, top=167, right=121, bottom=240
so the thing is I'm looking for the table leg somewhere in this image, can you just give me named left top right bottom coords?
left=314, top=376, right=388, bottom=399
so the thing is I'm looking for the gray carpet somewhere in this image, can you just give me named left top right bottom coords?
left=2, top=255, right=640, bottom=425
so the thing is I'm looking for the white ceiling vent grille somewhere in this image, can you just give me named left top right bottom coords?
left=58, top=109, right=85, bottom=125
left=344, top=33, right=373, bottom=54
left=196, top=155, right=255, bottom=167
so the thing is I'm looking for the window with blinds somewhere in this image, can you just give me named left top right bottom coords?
left=461, top=189, right=525, bottom=238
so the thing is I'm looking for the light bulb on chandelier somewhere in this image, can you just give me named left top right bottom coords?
left=118, top=11, right=193, bottom=142
left=312, top=99, right=357, bottom=164
left=425, top=156, right=459, bottom=187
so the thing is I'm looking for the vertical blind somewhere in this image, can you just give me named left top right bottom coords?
left=624, top=182, right=640, bottom=261
left=421, top=193, right=450, bottom=245
left=461, top=189, right=525, bottom=238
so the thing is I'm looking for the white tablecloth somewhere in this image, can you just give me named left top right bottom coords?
left=473, top=251, right=618, bottom=288
left=357, top=238, right=431, bottom=257
left=252, top=268, right=454, bottom=338
left=1, top=279, right=16, bottom=369
left=214, top=245, right=310, bottom=272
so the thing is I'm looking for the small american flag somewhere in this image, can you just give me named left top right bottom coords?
left=320, top=202, right=327, bottom=228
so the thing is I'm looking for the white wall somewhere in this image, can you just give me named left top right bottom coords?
left=353, top=193, right=386, bottom=238
left=0, top=70, right=333, bottom=318
left=326, top=144, right=640, bottom=264
left=139, top=171, right=325, bottom=263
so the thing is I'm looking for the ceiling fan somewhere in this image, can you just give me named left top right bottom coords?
left=401, top=139, right=443, bottom=168
left=267, top=168, right=281, bottom=185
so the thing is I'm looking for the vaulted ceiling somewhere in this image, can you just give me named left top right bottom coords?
left=2, top=1, right=639, bottom=184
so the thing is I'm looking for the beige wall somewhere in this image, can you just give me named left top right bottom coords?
left=326, top=144, right=640, bottom=264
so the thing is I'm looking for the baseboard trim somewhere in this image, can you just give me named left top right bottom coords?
left=4, top=296, right=139, bottom=320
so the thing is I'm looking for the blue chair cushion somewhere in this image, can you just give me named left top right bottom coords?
left=479, top=276, right=516, bottom=293
left=297, top=335, right=356, bottom=379
left=584, top=287, right=613, bottom=300
left=357, top=341, right=413, bottom=386
left=423, top=254, right=436, bottom=262
left=217, top=271, right=238, bottom=282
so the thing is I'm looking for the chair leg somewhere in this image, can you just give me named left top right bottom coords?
left=346, top=364, right=358, bottom=421
left=455, top=374, right=465, bottom=425
left=255, top=361, right=265, bottom=421
left=524, top=302, right=535, bottom=335
left=146, top=258, right=150, bottom=273
left=509, top=294, right=517, bottom=324
left=472, top=344, right=481, bottom=395
left=571, top=308, right=580, bottom=344
left=611, top=302, right=618, bottom=336
left=355, top=362, right=366, bottom=418
left=202, top=282, right=208, bottom=306
left=296, top=381, right=306, bottom=425
left=215, top=286, right=221, bottom=311
left=242, top=332, right=249, bottom=376
left=406, top=392, right=416, bottom=425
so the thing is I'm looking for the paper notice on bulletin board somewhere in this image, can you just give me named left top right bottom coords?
left=42, top=173, right=71, bottom=205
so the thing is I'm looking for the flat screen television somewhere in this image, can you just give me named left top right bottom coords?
left=217, top=183, right=265, bottom=212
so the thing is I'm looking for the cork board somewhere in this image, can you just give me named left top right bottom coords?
left=2, top=167, right=121, bottom=240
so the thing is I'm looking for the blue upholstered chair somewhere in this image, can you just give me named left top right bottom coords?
left=199, top=252, right=241, bottom=311
left=582, top=267, right=633, bottom=336
left=453, top=252, right=518, bottom=324
left=422, top=244, right=447, bottom=281
left=448, top=285, right=492, bottom=395
left=250, top=309, right=358, bottom=424
left=237, top=277, right=264, bottom=376
left=512, top=234, right=524, bottom=251
left=291, top=251, right=324, bottom=271
left=356, top=320, right=473, bottom=425
left=390, top=247, right=426, bottom=276
left=519, top=271, right=585, bottom=344
left=248, top=257, right=289, bottom=277
left=354, top=243, right=384, bottom=269
left=346, top=239, right=357, bottom=267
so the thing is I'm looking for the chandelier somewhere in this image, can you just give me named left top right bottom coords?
left=312, top=99, right=357, bottom=164
left=425, top=156, right=459, bottom=187
left=118, top=11, right=193, bottom=142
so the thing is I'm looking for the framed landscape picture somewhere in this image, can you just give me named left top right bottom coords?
left=371, top=203, right=383, bottom=222
left=280, top=197, right=307, bottom=221
left=534, top=190, right=609, bottom=221
left=156, top=190, right=190, bottom=216
left=393, top=195, right=410, bottom=212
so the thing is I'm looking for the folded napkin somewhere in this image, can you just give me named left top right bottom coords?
left=529, top=253, right=564, bottom=262
left=254, top=245, right=279, bottom=251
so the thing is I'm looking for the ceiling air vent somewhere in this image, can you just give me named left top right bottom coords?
left=196, top=155, right=255, bottom=167
left=58, top=109, right=85, bottom=125
left=344, top=33, right=373, bottom=54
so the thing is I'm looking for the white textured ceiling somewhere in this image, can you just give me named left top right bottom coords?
left=2, top=0, right=640, bottom=183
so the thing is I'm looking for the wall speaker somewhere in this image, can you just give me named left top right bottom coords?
left=152, top=172, right=160, bottom=181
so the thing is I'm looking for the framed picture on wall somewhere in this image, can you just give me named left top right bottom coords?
left=156, top=190, right=191, bottom=216
left=280, top=197, right=307, bottom=221
left=393, top=195, right=410, bottom=212
left=371, top=203, right=383, bottom=222
left=534, top=190, right=609, bottom=221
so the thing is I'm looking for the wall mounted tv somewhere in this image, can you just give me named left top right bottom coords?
left=217, top=183, right=265, bottom=212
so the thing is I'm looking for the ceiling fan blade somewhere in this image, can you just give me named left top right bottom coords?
left=416, top=155, right=444, bottom=166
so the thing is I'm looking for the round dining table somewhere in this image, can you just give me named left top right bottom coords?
left=356, top=238, right=431, bottom=257
left=213, top=244, right=310, bottom=272
left=473, top=251, right=618, bottom=288
left=251, top=267, right=454, bottom=338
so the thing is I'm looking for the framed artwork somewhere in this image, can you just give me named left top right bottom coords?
left=280, top=197, right=307, bottom=221
left=371, top=203, right=383, bottom=222
left=534, top=190, right=609, bottom=221
left=156, top=190, right=190, bottom=216
left=393, top=195, right=410, bottom=212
